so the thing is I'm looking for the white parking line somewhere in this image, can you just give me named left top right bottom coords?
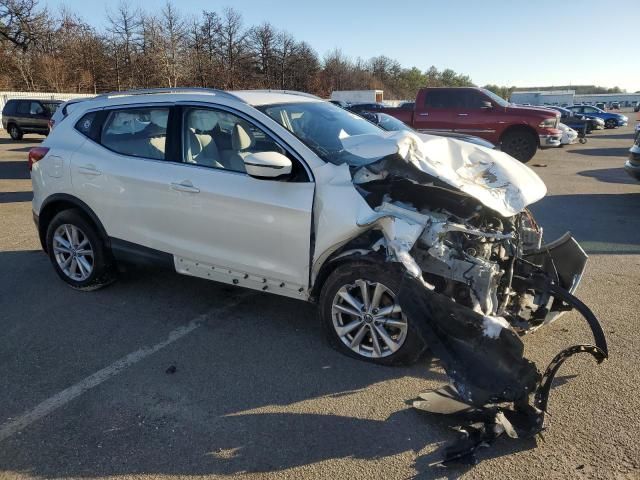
left=0, top=297, right=248, bottom=442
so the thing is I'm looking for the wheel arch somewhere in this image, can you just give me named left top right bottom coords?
left=499, top=124, right=540, bottom=147
left=310, top=229, right=387, bottom=302
left=38, top=194, right=109, bottom=253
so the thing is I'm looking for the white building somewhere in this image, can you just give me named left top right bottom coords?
left=510, top=89, right=640, bottom=107
left=330, top=90, right=384, bottom=104
left=510, top=90, right=575, bottom=106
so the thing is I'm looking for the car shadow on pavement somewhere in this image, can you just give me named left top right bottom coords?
left=578, top=168, right=638, bottom=185
left=591, top=134, right=635, bottom=140
left=529, top=192, right=640, bottom=254
left=0, top=137, right=42, bottom=146
left=0, top=191, right=33, bottom=203
left=567, top=147, right=629, bottom=157
left=0, top=250, right=547, bottom=479
left=0, top=160, right=30, bottom=179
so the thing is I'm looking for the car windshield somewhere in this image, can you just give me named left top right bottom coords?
left=258, top=101, right=385, bottom=164
left=376, top=113, right=413, bottom=132
left=481, top=89, right=510, bottom=107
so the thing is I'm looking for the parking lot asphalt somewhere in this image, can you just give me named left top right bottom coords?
left=1, top=120, right=639, bottom=480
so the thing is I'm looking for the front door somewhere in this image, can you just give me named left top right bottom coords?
left=450, top=90, right=499, bottom=140
left=169, top=105, right=315, bottom=289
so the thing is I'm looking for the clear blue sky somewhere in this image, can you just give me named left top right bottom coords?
left=46, top=0, right=640, bottom=92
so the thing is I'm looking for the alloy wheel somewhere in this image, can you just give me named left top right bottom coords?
left=52, top=224, right=94, bottom=281
left=331, top=279, right=408, bottom=358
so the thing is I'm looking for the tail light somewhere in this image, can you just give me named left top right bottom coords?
left=28, top=147, right=49, bottom=171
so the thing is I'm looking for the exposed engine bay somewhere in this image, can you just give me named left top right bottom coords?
left=332, top=131, right=608, bottom=465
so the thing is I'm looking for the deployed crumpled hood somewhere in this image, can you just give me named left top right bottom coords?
left=341, top=131, right=547, bottom=217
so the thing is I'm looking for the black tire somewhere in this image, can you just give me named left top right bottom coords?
left=604, top=119, right=617, bottom=129
left=45, top=209, right=115, bottom=291
left=318, top=260, right=427, bottom=366
left=500, top=129, right=537, bottom=163
left=8, top=124, right=23, bottom=140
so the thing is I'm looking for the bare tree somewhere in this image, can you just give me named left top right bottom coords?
left=248, top=22, right=276, bottom=88
left=0, top=0, right=47, bottom=50
left=218, top=7, right=247, bottom=89
left=157, top=1, right=185, bottom=87
left=107, top=1, right=141, bottom=89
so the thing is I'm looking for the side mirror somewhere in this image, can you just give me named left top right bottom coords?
left=243, top=151, right=292, bottom=179
left=480, top=101, right=493, bottom=109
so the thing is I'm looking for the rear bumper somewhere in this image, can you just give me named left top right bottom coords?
left=539, top=133, right=562, bottom=148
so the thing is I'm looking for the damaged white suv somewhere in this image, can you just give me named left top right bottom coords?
left=32, top=90, right=608, bottom=450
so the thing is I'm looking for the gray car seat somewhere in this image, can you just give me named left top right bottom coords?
left=185, top=110, right=222, bottom=168
left=220, top=123, right=253, bottom=172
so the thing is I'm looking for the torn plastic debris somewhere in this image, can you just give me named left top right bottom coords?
left=398, top=273, right=608, bottom=466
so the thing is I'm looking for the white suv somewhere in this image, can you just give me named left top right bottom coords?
left=30, top=88, right=606, bottom=374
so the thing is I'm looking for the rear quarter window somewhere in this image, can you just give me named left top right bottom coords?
left=74, top=111, right=101, bottom=141
left=2, top=100, right=17, bottom=114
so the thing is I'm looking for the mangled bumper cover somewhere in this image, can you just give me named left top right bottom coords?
left=398, top=268, right=608, bottom=466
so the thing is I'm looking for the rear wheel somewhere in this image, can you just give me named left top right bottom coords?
left=8, top=124, right=23, bottom=140
left=46, top=209, right=115, bottom=291
left=501, top=130, right=537, bottom=163
left=319, top=261, right=427, bottom=365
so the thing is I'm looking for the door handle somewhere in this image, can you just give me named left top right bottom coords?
left=78, top=165, right=101, bottom=176
left=418, top=112, right=429, bottom=117
left=170, top=181, right=200, bottom=193
left=457, top=113, right=469, bottom=116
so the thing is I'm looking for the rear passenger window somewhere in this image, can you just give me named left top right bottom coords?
left=100, top=108, right=169, bottom=160
left=16, top=102, right=30, bottom=114
left=424, top=91, right=455, bottom=109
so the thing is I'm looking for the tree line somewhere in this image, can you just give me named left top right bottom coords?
left=0, top=0, right=476, bottom=99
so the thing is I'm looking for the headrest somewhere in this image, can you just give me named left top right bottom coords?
left=108, top=112, right=145, bottom=134
left=232, top=123, right=254, bottom=151
left=149, top=109, right=169, bottom=128
left=189, top=110, right=218, bottom=131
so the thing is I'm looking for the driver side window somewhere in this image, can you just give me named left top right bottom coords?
left=182, top=107, right=307, bottom=180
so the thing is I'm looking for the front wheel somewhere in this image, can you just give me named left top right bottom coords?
left=500, top=130, right=537, bottom=163
left=604, top=119, right=617, bottom=129
left=318, top=261, right=427, bottom=365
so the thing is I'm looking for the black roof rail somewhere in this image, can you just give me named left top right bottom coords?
left=94, top=87, right=246, bottom=103
left=232, top=89, right=322, bottom=100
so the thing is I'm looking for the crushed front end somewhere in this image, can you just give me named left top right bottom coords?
left=343, top=131, right=608, bottom=465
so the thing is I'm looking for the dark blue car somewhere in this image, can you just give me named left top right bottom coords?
left=567, top=105, right=628, bottom=129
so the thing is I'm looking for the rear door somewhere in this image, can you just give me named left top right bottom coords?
left=15, top=101, right=33, bottom=128
left=414, top=90, right=455, bottom=133
left=70, top=104, right=197, bottom=256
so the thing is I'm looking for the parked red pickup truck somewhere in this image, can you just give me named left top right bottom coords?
left=381, top=87, right=561, bottom=162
